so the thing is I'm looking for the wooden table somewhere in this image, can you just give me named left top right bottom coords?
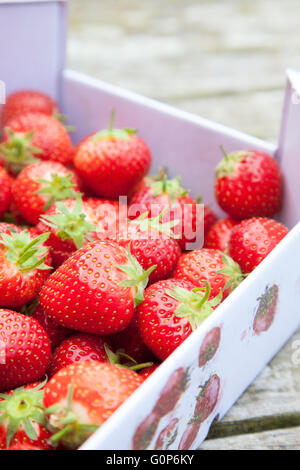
left=68, top=0, right=300, bottom=450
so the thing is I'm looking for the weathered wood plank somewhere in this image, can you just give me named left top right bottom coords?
left=201, top=427, right=300, bottom=450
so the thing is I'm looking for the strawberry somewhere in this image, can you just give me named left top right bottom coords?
left=173, top=248, right=243, bottom=300
left=129, top=175, right=200, bottom=250
left=154, top=417, right=179, bottom=450
left=204, top=217, right=239, bottom=252
left=0, top=310, right=51, bottom=391
left=0, top=112, right=73, bottom=174
left=203, top=204, right=218, bottom=237
left=198, top=327, right=221, bottom=367
left=43, top=361, right=143, bottom=449
left=132, top=412, right=160, bottom=450
left=110, top=314, right=156, bottom=364
left=100, top=210, right=181, bottom=284
left=253, top=284, right=279, bottom=334
left=39, top=239, right=156, bottom=335
left=1, top=90, right=59, bottom=128
left=73, top=113, right=151, bottom=198
left=0, top=224, right=51, bottom=307
left=215, top=149, right=282, bottom=219
left=12, top=161, right=81, bottom=225
left=37, top=197, right=100, bottom=268
left=26, top=301, right=69, bottom=351
left=228, top=217, right=288, bottom=273
left=47, top=333, right=109, bottom=377
left=0, top=381, right=53, bottom=450
left=139, top=364, right=160, bottom=380
left=0, top=167, right=13, bottom=220
left=138, top=279, right=221, bottom=360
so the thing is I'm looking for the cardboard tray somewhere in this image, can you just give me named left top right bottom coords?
left=0, top=0, right=300, bottom=450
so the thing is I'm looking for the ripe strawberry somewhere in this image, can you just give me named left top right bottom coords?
left=215, top=149, right=282, bottom=219
left=0, top=167, right=13, bottom=220
left=228, top=217, right=288, bottom=273
left=139, top=364, right=160, bottom=380
left=0, top=310, right=51, bottom=391
left=0, top=224, right=51, bottom=307
left=110, top=314, right=156, bottom=364
left=0, top=112, right=73, bottom=174
left=173, top=248, right=243, bottom=300
left=12, top=161, right=81, bottom=225
left=48, top=333, right=109, bottom=377
left=1, top=90, right=59, bottom=128
left=204, top=217, right=239, bottom=252
left=27, top=302, right=69, bottom=351
left=198, top=327, right=221, bottom=367
left=155, top=417, right=179, bottom=450
left=73, top=113, right=151, bottom=198
left=99, top=210, right=181, bottom=284
left=203, top=204, right=218, bottom=237
left=132, top=412, right=160, bottom=450
left=39, top=239, right=156, bottom=335
left=0, top=381, right=53, bottom=450
left=86, top=196, right=128, bottom=238
left=129, top=175, right=200, bottom=250
left=138, top=279, right=221, bottom=360
left=37, top=197, right=100, bottom=268
left=253, top=284, right=279, bottom=334
left=43, top=361, right=143, bottom=449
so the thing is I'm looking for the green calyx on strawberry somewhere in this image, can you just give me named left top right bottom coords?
left=149, top=175, right=188, bottom=204
left=217, top=252, right=245, bottom=292
left=92, top=110, right=137, bottom=141
left=0, top=381, right=47, bottom=448
left=130, top=209, right=180, bottom=238
left=117, top=247, right=157, bottom=306
left=165, top=282, right=222, bottom=331
left=215, top=146, right=247, bottom=178
left=46, top=385, right=98, bottom=449
left=40, top=197, right=98, bottom=249
left=0, top=128, right=42, bottom=173
left=104, top=344, right=153, bottom=372
left=1, top=230, right=51, bottom=272
left=35, top=173, right=80, bottom=211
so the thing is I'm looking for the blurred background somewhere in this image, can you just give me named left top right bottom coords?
left=68, top=0, right=300, bottom=143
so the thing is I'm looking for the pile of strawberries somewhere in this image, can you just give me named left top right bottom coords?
left=0, top=90, right=288, bottom=450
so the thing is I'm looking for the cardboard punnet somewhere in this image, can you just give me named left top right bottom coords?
left=0, top=0, right=299, bottom=450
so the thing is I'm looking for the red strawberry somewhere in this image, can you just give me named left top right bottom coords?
left=204, top=217, right=239, bottom=252
left=198, top=327, right=221, bottom=367
left=215, top=149, right=282, bottom=219
left=0, top=112, right=73, bottom=174
left=173, top=248, right=243, bottom=300
left=0, top=381, right=53, bottom=450
left=48, top=333, right=109, bottom=377
left=110, top=314, right=156, bottom=364
left=139, top=364, right=160, bottom=380
left=138, top=279, right=222, bottom=360
left=203, top=204, right=218, bottom=237
left=73, top=113, right=151, bottom=198
left=37, top=197, right=100, bottom=268
left=129, top=175, right=200, bottom=250
left=29, top=302, right=69, bottom=351
left=132, top=411, right=160, bottom=450
left=100, top=210, right=181, bottom=284
left=1, top=90, right=59, bottom=128
left=39, top=239, right=156, bottom=335
left=228, top=218, right=288, bottom=273
left=86, top=197, right=128, bottom=237
left=12, top=161, right=81, bottom=225
left=43, top=361, right=143, bottom=449
left=0, top=224, right=51, bottom=307
left=0, top=310, right=51, bottom=391
left=0, top=167, right=13, bottom=220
